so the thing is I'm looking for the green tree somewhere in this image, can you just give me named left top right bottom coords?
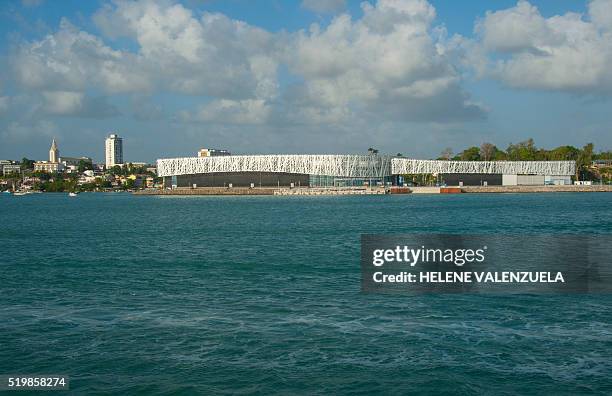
left=458, top=146, right=481, bottom=161
left=506, top=138, right=537, bottom=160
left=576, top=143, right=594, bottom=180
left=32, top=171, right=51, bottom=181
left=534, top=148, right=548, bottom=161
left=493, top=147, right=508, bottom=160
left=20, top=157, right=35, bottom=170
left=548, top=145, right=579, bottom=161
left=122, top=163, right=133, bottom=176
left=79, top=183, right=96, bottom=191
left=4, top=174, right=21, bottom=191
left=99, top=180, right=112, bottom=189
left=78, top=159, right=93, bottom=172
left=594, top=151, right=612, bottom=160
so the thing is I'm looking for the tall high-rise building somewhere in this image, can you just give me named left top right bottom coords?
left=49, top=138, right=59, bottom=163
left=105, top=133, right=123, bottom=168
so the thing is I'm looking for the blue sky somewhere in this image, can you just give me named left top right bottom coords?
left=0, top=0, right=610, bottom=163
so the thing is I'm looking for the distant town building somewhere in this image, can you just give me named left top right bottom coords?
left=49, top=138, right=59, bottom=163
left=60, top=156, right=93, bottom=167
left=34, top=138, right=64, bottom=173
left=0, top=160, right=12, bottom=174
left=197, top=148, right=231, bottom=157
left=593, top=159, right=612, bottom=167
left=60, top=156, right=93, bottom=173
left=2, top=164, right=21, bottom=176
left=105, top=133, right=123, bottom=168
left=34, top=162, right=64, bottom=173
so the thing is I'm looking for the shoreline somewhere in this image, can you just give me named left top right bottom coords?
left=460, top=185, right=612, bottom=193
left=132, top=185, right=612, bottom=196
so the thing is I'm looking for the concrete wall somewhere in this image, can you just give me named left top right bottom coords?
left=502, top=174, right=517, bottom=186
left=517, top=175, right=545, bottom=185
left=462, top=185, right=612, bottom=193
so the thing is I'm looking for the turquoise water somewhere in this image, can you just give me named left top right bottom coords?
left=1, top=192, right=611, bottom=395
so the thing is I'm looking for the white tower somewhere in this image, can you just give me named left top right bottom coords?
left=105, top=133, right=123, bottom=168
left=49, top=138, right=59, bottom=163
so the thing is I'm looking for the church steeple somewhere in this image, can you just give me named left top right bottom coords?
left=49, top=138, right=59, bottom=163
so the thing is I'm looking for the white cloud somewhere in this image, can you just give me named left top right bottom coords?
left=13, top=19, right=150, bottom=94
left=285, top=0, right=485, bottom=122
left=41, top=91, right=119, bottom=118
left=1, top=120, right=58, bottom=142
left=9, top=0, right=485, bottom=128
left=301, top=0, right=346, bottom=14
left=182, top=99, right=271, bottom=124
left=476, top=1, right=554, bottom=53
left=41, top=91, right=84, bottom=114
left=14, top=1, right=279, bottom=102
left=473, top=0, right=612, bottom=93
left=589, top=0, right=612, bottom=30
left=93, top=0, right=279, bottom=99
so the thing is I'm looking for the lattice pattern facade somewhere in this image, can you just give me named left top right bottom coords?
left=157, top=155, right=392, bottom=178
left=391, top=159, right=575, bottom=176
left=157, top=155, right=575, bottom=177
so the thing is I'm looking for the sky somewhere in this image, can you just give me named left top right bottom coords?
left=0, top=0, right=611, bottom=163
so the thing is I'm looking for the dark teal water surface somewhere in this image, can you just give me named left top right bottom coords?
left=1, top=193, right=611, bottom=395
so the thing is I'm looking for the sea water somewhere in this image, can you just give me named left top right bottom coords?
left=1, top=192, right=611, bottom=394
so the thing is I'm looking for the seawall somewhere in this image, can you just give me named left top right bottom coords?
left=134, top=187, right=275, bottom=195
left=134, top=185, right=612, bottom=196
left=460, top=185, right=612, bottom=193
